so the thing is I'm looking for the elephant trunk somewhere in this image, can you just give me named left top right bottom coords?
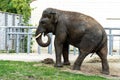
left=35, top=32, right=51, bottom=47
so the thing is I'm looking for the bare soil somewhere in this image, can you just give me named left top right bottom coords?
left=39, top=55, right=120, bottom=80
left=64, top=56, right=120, bottom=80
left=79, top=62, right=120, bottom=79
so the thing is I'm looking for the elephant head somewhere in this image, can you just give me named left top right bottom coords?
left=35, top=8, right=58, bottom=47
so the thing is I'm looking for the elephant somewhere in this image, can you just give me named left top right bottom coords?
left=35, top=8, right=109, bottom=75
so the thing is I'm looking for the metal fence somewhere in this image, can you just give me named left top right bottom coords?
left=0, top=11, right=22, bottom=50
left=105, top=28, right=120, bottom=55
left=6, top=26, right=35, bottom=54
left=2, top=26, right=52, bottom=54
left=0, top=26, right=120, bottom=55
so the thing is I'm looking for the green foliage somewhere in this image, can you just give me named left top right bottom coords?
left=9, top=49, right=16, bottom=53
left=0, top=0, right=32, bottom=23
left=22, top=35, right=33, bottom=53
left=0, top=60, right=109, bottom=80
left=0, top=50, right=6, bottom=53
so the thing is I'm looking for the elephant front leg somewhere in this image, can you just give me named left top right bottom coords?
left=62, top=43, right=70, bottom=65
left=54, top=38, right=63, bottom=67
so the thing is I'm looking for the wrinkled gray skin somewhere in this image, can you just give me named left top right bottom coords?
left=35, top=8, right=109, bottom=75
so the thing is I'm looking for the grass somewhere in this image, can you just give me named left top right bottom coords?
left=0, top=60, right=109, bottom=80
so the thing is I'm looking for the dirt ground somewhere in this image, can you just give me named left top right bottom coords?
left=83, top=55, right=120, bottom=78
left=65, top=55, right=120, bottom=80
left=70, top=62, right=120, bottom=79
left=40, top=54, right=120, bottom=80
left=37, top=61, right=120, bottom=80
left=55, top=62, right=120, bottom=80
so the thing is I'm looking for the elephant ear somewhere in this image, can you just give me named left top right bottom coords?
left=50, top=12, right=58, bottom=23
left=45, top=8, right=58, bottom=23
left=43, top=8, right=58, bottom=23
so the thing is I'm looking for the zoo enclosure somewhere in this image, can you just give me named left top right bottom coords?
left=0, top=26, right=120, bottom=55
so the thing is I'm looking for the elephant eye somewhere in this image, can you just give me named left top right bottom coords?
left=42, top=15, right=47, bottom=18
left=40, top=17, right=49, bottom=25
left=43, top=14, right=51, bottom=18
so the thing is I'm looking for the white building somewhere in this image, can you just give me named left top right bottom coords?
left=30, top=0, right=120, bottom=28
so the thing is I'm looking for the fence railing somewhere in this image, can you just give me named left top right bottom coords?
left=105, top=27, right=120, bottom=55
left=0, top=26, right=120, bottom=55
left=6, top=26, right=35, bottom=54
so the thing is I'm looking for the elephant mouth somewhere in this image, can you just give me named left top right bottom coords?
left=35, top=32, right=51, bottom=47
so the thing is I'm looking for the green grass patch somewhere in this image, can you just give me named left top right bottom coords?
left=0, top=60, right=109, bottom=80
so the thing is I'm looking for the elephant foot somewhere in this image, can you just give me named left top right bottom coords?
left=72, top=65, right=80, bottom=70
left=54, top=63, right=63, bottom=67
left=63, top=61, right=70, bottom=65
left=101, top=70, right=109, bottom=75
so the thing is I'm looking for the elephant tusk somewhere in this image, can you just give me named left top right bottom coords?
left=35, top=33, right=41, bottom=39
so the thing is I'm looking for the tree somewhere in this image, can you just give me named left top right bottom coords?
left=0, top=0, right=32, bottom=23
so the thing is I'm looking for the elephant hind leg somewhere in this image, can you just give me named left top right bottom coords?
left=73, top=50, right=89, bottom=70
left=96, top=44, right=109, bottom=75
